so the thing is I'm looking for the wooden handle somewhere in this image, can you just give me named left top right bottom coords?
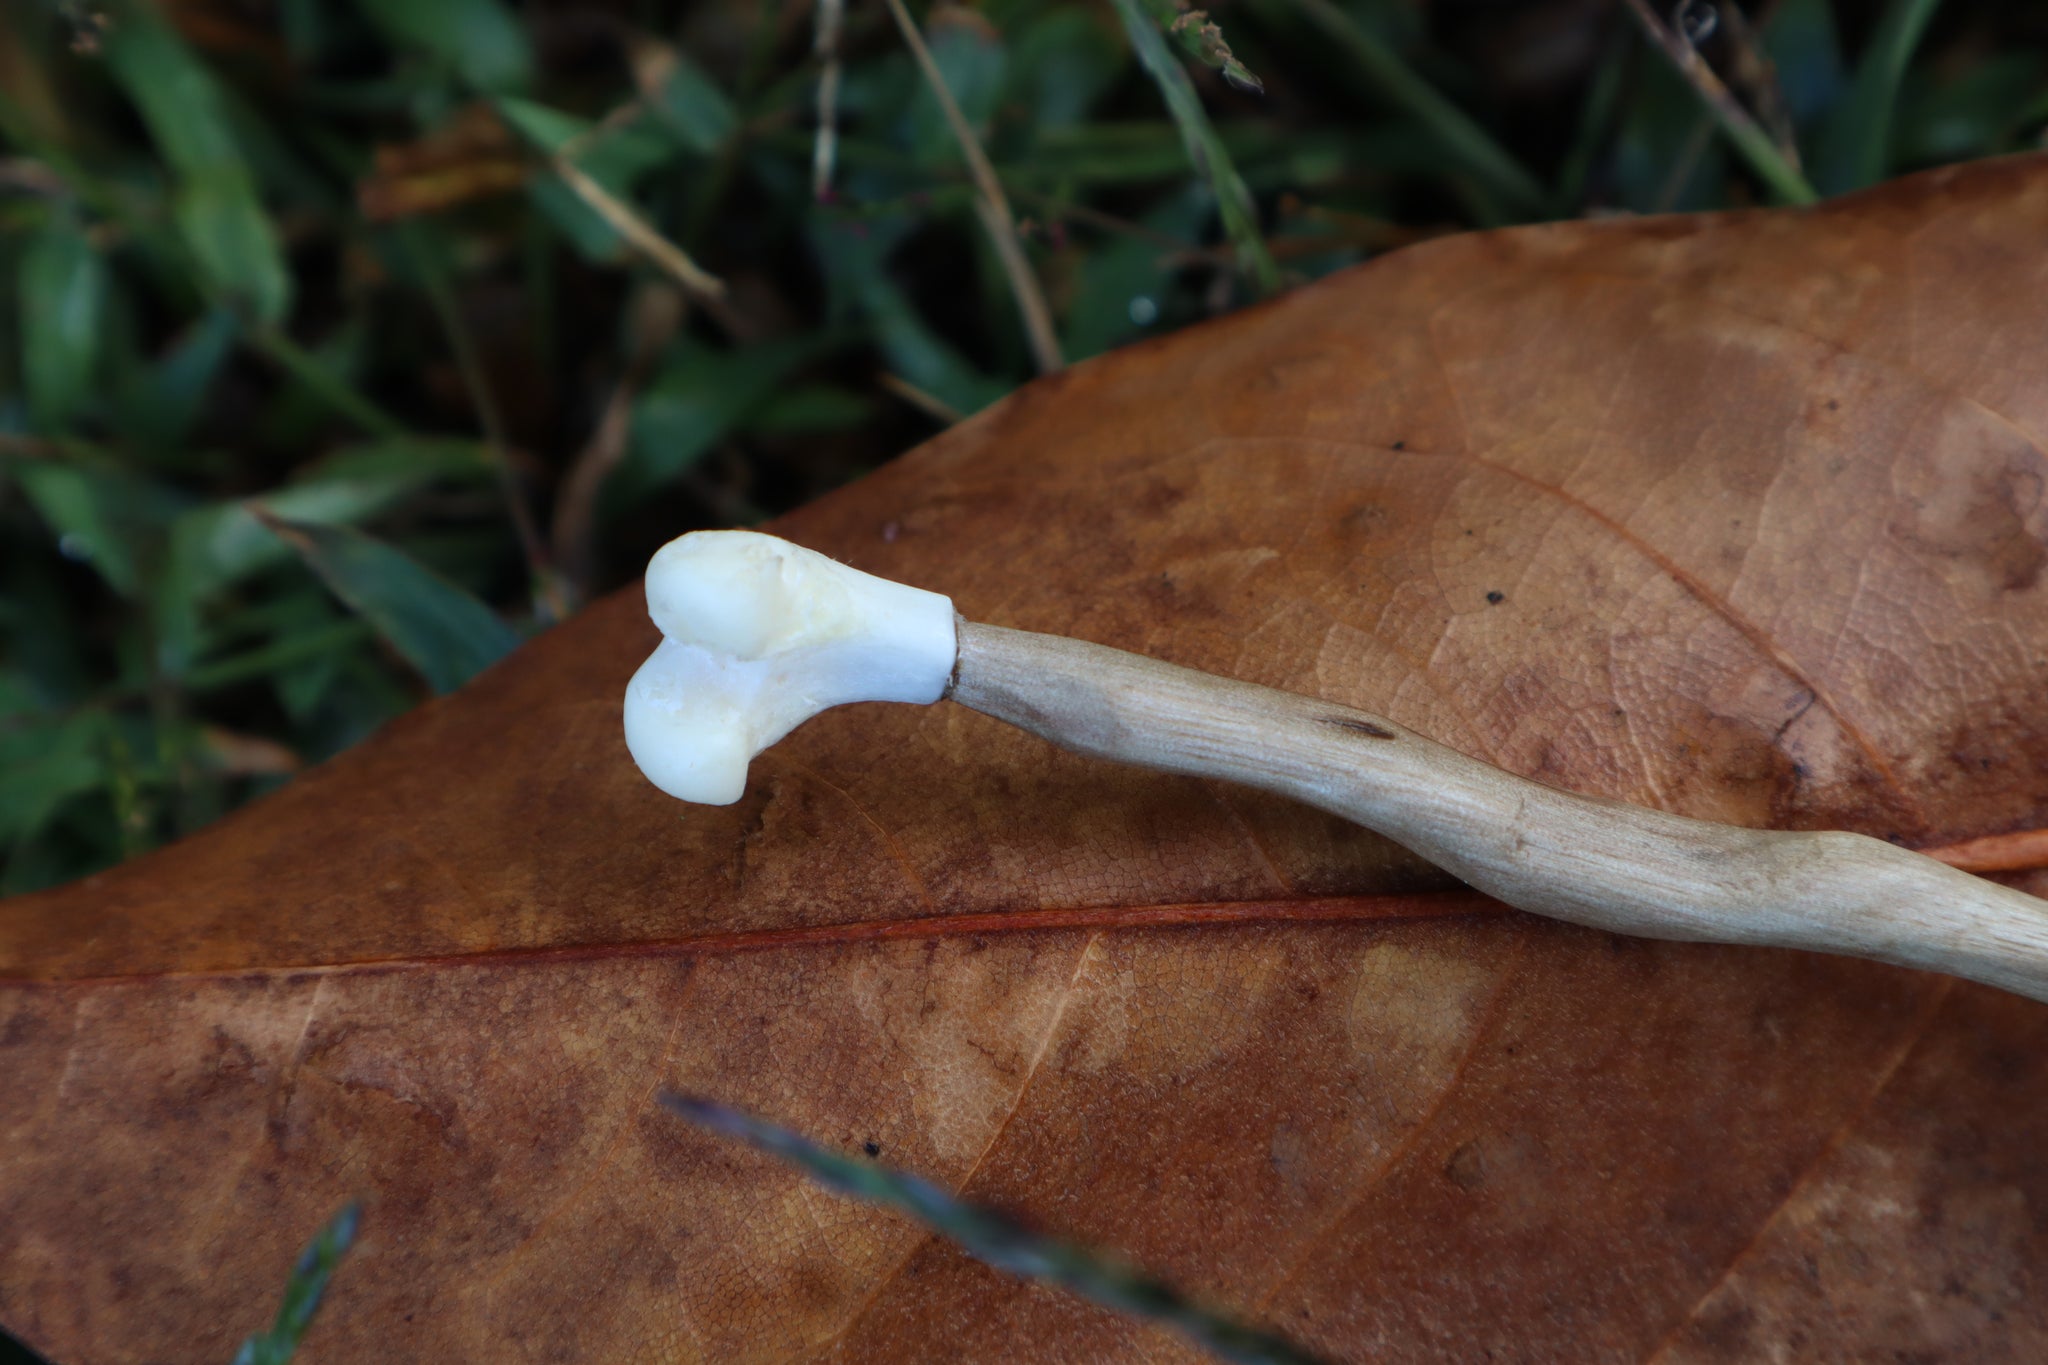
left=951, top=621, right=2048, bottom=1003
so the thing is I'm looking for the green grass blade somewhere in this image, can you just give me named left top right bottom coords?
left=355, top=0, right=532, bottom=93
left=1811, top=0, right=1944, bottom=194
left=0, top=80, right=403, bottom=444
left=260, top=517, right=520, bottom=695
left=0, top=713, right=108, bottom=852
left=115, top=307, right=238, bottom=448
left=615, top=336, right=838, bottom=508
left=9, top=452, right=190, bottom=600
left=1279, top=0, right=1545, bottom=214
left=633, top=39, right=739, bottom=154
left=660, top=1093, right=1327, bottom=1365
left=238, top=320, right=406, bottom=439
left=1892, top=51, right=2048, bottom=163
left=1107, top=0, right=1280, bottom=293
left=900, top=3, right=1009, bottom=168
left=185, top=620, right=374, bottom=694
left=99, top=4, right=292, bottom=323
left=808, top=215, right=1010, bottom=417
left=19, top=208, right=108, bottom=430
left=169, top=440, right=496, bottom=596
left=230, top=1203, right=360, bottom=1365
left=1706, top=93, right=1821, bottom=205
left=153, top=439, right=494, bottom=676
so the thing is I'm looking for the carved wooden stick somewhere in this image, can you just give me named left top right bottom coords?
left=954, top=622, right=2048, bottom=1002
left=624, top=532, right=2048, bottom=1003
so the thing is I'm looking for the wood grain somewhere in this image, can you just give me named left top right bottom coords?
left=954, top=621, right=2048, bottom=1000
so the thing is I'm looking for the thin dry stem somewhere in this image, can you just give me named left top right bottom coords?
left=550, top=155, right=730, bottom=309
left=1621, top=0, right=1816, bottom=204
left=400, top=223, right=565, bottom=621
left=881, top=0, right=1064, bottom=375
left=1711, top=0, right=1799, bottom=164
left=877, top=371, right=965, bottom=425
left=555, top=100, right=651, bottom=165
left=551, top=283, right=684, bottom=594
left=1013, top=188, right=1193, bottom=252
left=812, top=0, right=846, bottom=200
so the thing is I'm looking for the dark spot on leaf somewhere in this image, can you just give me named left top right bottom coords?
left=0, top=1011, right=48, bottom=1047
left=1444, top=1141, right=1485, bottom=1191
left=1486, top=590, right=1505, bottom=604
left=1321, top=716, right=1395, bottom=739
left=865, top=1140, right=881, bottom=1156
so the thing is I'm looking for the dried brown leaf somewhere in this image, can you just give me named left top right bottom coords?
left=4, top=158, right=2048, bottom=1363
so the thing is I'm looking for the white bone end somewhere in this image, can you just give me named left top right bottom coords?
left=624, top=531, right=957, bottom=805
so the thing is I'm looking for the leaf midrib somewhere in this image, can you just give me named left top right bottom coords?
left=0, top=890, right=1510, bottom=987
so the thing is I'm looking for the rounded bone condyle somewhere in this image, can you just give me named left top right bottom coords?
left=623, top=531, right=958, bottom=805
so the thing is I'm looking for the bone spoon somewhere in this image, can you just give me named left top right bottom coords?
left=622, top=530, right=2048, bottom=1003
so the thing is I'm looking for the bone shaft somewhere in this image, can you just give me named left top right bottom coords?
left=951, top=621, right=2048, bottom=1002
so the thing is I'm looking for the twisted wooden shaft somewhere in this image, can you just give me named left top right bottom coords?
left=950, top=621, right=2048, bottom=1003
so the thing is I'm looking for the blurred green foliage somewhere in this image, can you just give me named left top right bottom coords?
left=231, top=1203, right=361, bottom=1365
left=1, top=0, right=2044, bottom=911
